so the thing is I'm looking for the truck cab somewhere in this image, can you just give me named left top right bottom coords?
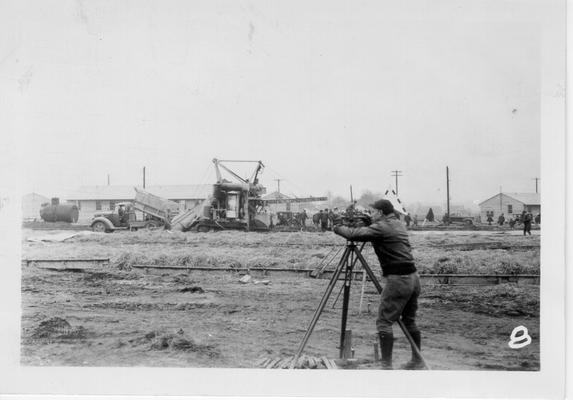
left=91, top=202, right=162, bottom=232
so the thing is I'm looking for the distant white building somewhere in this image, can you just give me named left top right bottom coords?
left=261, top=191, right=323, bottom=213
left=65, top=185, right=213, bottom=223
left=262, top=191, right=295, bottom=212
left=22, top=192, right=50, bottom=220
left=478, top=192, right=540, bottom=221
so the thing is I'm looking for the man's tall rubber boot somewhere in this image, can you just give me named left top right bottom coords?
left=378, top=332, right=393, bottom=370
left=403, top=330, right=425, bottom=370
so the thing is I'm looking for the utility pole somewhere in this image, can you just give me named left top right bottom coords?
left=499, top=185, right=503, bottom=215
left=446, top=166, right=450, bottom=224
left=143, top=167, right=146, bottom=189
left=274, top=179, right=282, bottom=195
left=391, top=170, right=403, bottom=195
left=532, top=177, right=539, bottom=193
left=107, top=174, right=110, bottom=186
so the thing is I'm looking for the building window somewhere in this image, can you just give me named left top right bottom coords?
left=109, top=201, right=115, bottom=211
left=507, top=204, right=513, bottom=214
left=96, top=201, right=102, bottom=211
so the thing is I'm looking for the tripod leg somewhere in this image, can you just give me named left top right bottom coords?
left=354, top=249, right=382, bottom=292
left=358, top=269, right=367, bottom=315
left=331, top=281, right=344, bottom=309
left=354, top=248, right=431, bottom=370
left=331, top=243, right=365, bottom=308
left=339, top=247, right=355, bottom=359
left=290, top=246, right=351, bottom=368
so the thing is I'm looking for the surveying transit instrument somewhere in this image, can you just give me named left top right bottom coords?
left=291, top=235, right=430, bottom=370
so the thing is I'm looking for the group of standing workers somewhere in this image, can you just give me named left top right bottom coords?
left=488, top=210, right=540, bottom=235
left=313, top=208, right=339, bottom=231
left=403, top=214, right=418, bottom=227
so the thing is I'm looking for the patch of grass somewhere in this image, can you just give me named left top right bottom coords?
left=23, top=230, right=540, bottom=275
left=424, top=284, right=540, bottom=317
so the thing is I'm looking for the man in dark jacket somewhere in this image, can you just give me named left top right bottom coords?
left=333, top=199, right=422, bottom=370
left=523, top=211, right=532, bottom=235
left=404, top=214, right=412, bottom=227
left=320, top=209, right=329, bottom=232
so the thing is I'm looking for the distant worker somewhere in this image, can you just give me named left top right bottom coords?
left=534, top=213, right=541, bottom=225
left=300, top=210, right=308, bottom=229
left=126, top=204, right=136, bottom=222
left=312, top=211, right=321, bottom=229
left=320, top=209, right=329, bottom=232
left=118, top=204, right=127, bottom=224
left=523, top=212, right=532, bottom=235
left=509, top=218, right=516, bottom=229
left=333, top=208, right=340, bottom=222
left=404, top=214, right=412, bottom=227
left=328, top=208, right=335, bottom=230
left=413, top=215, right=418, bottom=227
left=333, top=199, right=423, bottom=370
left=498, top=213, right=505, bottom=226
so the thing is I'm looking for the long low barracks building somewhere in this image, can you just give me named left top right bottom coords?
left=65, top=185, right=213, bottom=223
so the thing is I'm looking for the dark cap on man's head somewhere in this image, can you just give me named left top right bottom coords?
left=370, top=199, right=394, bottom=215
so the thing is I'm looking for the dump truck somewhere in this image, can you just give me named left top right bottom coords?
left=90, top=188, right=180, bottom=233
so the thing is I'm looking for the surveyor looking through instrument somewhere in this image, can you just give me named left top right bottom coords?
left=333, top=199, right=424, bottom=370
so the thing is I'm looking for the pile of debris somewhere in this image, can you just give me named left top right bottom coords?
left=255, top=355, right=337, bottom=369
left=29, top=317, right=87, bottom=340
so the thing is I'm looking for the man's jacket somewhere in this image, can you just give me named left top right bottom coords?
left=334, top=213, right=416, bottom=276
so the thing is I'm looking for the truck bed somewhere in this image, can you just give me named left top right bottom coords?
left=133, top=188, right=180, bottom=221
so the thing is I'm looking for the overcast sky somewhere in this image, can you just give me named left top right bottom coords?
left=1, top=0, right=544, bottom=206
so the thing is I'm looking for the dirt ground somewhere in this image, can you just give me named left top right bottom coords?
left=20, top=229, right=540, bottom=370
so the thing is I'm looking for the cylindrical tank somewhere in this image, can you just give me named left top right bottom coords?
left=40, top=204, right=79, bottom=223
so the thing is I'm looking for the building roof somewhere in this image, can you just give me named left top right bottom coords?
left=262, top=191, right=292, bottom=201
left=504, top=192, right=540, bottom=205
left=22, top=192, right=50, bottom=201
left=479, top=192, right=540, bottom=206
left=65, top=185, right=214, bottom=201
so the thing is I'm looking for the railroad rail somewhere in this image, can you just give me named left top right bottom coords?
left=130, top=264, right=539, bottom=285
left=21, top=259, right=539, bottom=284
left=131, top=242, right=539, bottom=249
